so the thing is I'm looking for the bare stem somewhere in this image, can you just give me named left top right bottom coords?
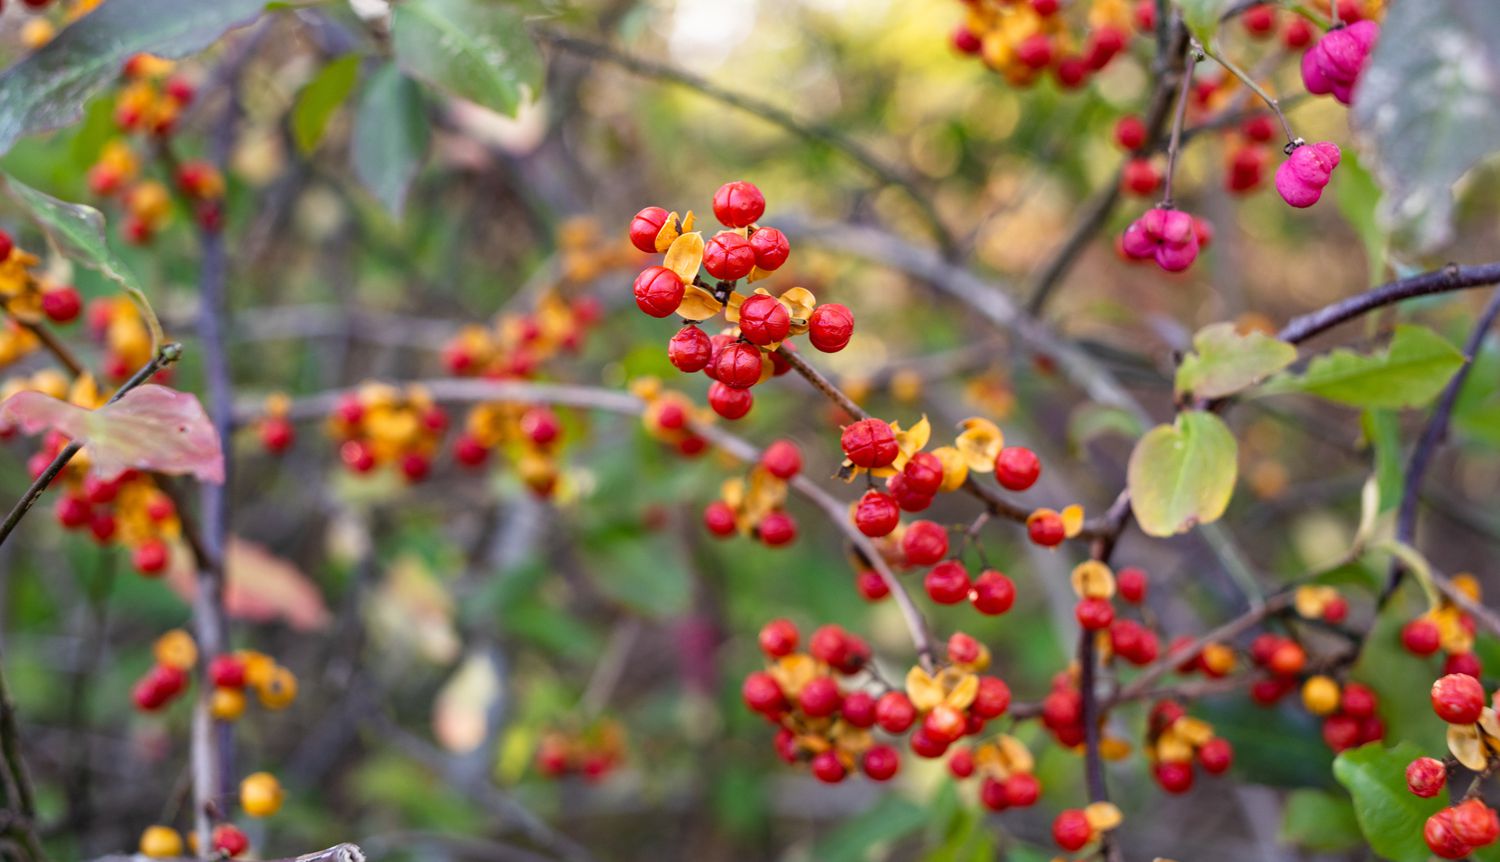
left=1160, top=44, right=1200, bottom=208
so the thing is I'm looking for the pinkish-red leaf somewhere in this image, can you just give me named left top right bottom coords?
left=165, top=537, right=331, bottom=631
left=0, top=385, right=223, bottom=483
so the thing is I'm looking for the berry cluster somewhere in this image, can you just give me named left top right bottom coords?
left=1144, top=700, right=1233, bottom=794
left=138, top=771, right=283, bottom=858
left=628, top=181, right=852, bottom=422
left=442, top=290, right=600, bottom=380
left=85, top=295, right=164, bottom=383
left=0, top=230, right=83, bottom=334
left=86, top=54, right=222, bottom=243
left=1409, top=674, right=1500, bottom=858
left=950, top=0, right=1132, bottom=89
left=534, top=720, right=627, bottom=782
left=1400, top=574, right=1484, bottom=678
left=325, top=383, right=450, bottom=483
left=702, top=439, right=802, bottom=547
left=132, top=630, right=298, bottom=716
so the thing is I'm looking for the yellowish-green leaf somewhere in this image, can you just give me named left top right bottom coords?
left=1175, top=322, right=1297, bottom=399
left=1263, top=325, right=1463, bottom=409
left=1127, top=411, right=1238, bottom=537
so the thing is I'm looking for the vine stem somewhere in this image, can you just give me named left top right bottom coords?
left=1160, top=43, right=1199, bottom=208
left=0, top=344, right=182, bottom=550
left=1205, top=46, right=1297, bottom=146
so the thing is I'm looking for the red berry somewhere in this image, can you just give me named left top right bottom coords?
left=260, top=417, right=294, bottom=453
left=760, top=440, right=801, bottom=479
left=1084, top=26, right=1126, bottom=70
left=1282, top=17, right=1314, bottom=49
left=886, top=472, right=934, bottom=512
left=1016, top=33, right=1053, bottom=70
left=947, top=632, right=982, bottom=666
left=0, top=231, right=12, bottom=262
left=708, top=381, right=753, bottom=420
left=1445, top=651, right=1483, bottom=679
left=910, top=727, right=949, bottom=758
left=703, top=232, right=756, bottom=281
left=758, top=619, right=799, bottom=657
left=862, top=744, right=900, bottom=781
left=1451, top=799, right=1500, bottom=848
left=55, top=495, right=92, bottom=529
left=1076, top=597, right=1115, bottom=630
left=738, top=294, right=791, bottom=346
left=1031, top=0, right=1059, bottom=15
left=712, top=181, right=765, bottom=228
left=854, top=491, right=900, bottom=537
left=703, top=500, right=737, bottom=537
left=1053, top=809, right=1093, bottom=851
left=1242, top=4, right=1276, bottom=36
left=1197, top=737, right=1233, bottom=774
left=900, top=520, right=949, bottom=566
left=1123, top=158, right=1162, bottom=196
left=757, top=511, right=797, bottom=547
left=1242, top=114, right=1276, bottom=143
left=88, top=512, right=117, bottom=543
left=923, top=704, right=967, bottom=743
left=668, top=325, right=713, bottom=373
left=952, top=26, right=982, bottom=55
left=1155, top=761, right=1195, bottom=794
left=41, top=285, right=82, bottom=323
left=994, top=446, right=1041, bottom=491
left=212, top=824, right=249, bottom=857
left=1133, top=0, right=1155, bottom=32
left=841, top=690, right=877, bottom=727
left=741, top=671, right=786, bottom=715
left=972, top=676, right=1011, bottom=719
left=1004, top=772, right=1041, bottom=807
left=1116, top=567, right=1147, bottom=603
left=901, top=452, right=944, bottom=496
left=1027, top=511, right=1066, bottom=547
left=811, top=750, right=847, bottom=783
left=520, top=407, right=560, bottom=446
left=1322, top=714, right=1362, bottom=752
left=1340, top=682, right=1377, bottom=719
left=1054, top=55, right=1090, bottom=88
left=454, top=434, right=488, bottom=467
left=132, top=539, right=169, bottom=575
left=1402, top=618, right=1442, bottom=655
left=629, top=206, right=669, bottom=253
left=1267, top=641, right=1306, bottom=676
left=1407, top=757, right=1447, bottom=798
left=208, top=655, right=246, bottom=689
left=979, top=776, right=1009, bottom=810
left=1115, top=115, right=1147, bottom=151
left=1425, top=809, right=1472, bottom=860
left=1432, top=674, right=1486, bottom=725
left=855, top=570, right=889, bottom=601
left=971, top=569, right=1015, bottom=615
left=925, top=560, right=971, bottom=604
left=798, top=676, right=842, bottom=717
left=807, top=304, right=854, bottom=353
left=713, top=342, right=764, bottom=389
left=399, top=452, right=431, bottom=482
left=632, top=266, right=685, bottom=318
left=748, top=227, right=790, bottom=271
left=875, top=691, right=916, bottom=733
left=840, top=418, right=898, bottom=469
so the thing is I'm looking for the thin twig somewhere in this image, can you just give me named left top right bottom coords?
left=1278, top=262, right=1500, bottom=344
left=1160, top=44, right=1199, bottom=208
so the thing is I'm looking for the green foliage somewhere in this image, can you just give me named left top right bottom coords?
left=391, top=0, right=544, bottom=117
left=1333, top=152, right=1388, bottom=283
left=809, top=794, right=930, bottom=862
left=1127, top=410, right=1238, bottom=537
left=1361, top=409, right=1404, bottom=512
left=1174, top=0, right=1231, bottom=45
left=1351, top=0, right=1500, bottom=254
left=0, top=0, right=267, bottom=157
left=1174, top=322, right=1297, bottom=400
left=292, top=53, right=363, bottom=155
left=1334, top=742, right=1445, bottom=862
left=1264, top=324, right=1464, bottom=408
left=351, top=63, right=431, bottom=217
left=1279, top=788, right=1363, bottom=852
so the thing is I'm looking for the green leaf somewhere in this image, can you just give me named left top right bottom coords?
left=391, top=0, right=544, bottom=117
left=582, top=532, right=692, bottom=618
left=1333, top=152, right=1388, bottom=283
left=0, top=0, right=267, bottom=157
left=1127, top=410, right=1238, bottom=537
left=1335, top=742, right=1446, bottom=862
left=1280, top=788, right=1364, bottom=852
left=1264, top=324, right=1464, bottom=409
left=351, top=63, right=431, bottom=218
left=1175, top=322, right=1297, bottom=399
left=1351, top=0, right=1500, bottom=254
left=1, top=175, right=162, bottom=348
left=1353, top=584, right=1446, bottom=754
left=1361, top=409, right=1404, bottom=512
left=291, top=53, right=362, bottom=155
left=1174, top=0, right=1230, bottom=44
